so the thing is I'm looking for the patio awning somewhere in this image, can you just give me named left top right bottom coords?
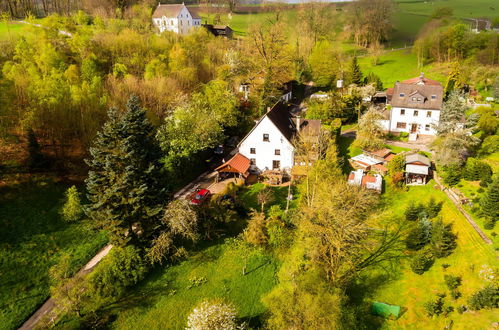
left=406, top=164, right=429, bottom=175
left=215, top=153, right=251, bottom=178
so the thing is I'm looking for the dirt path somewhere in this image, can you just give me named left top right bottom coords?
left=433, top=174, right=492, bottom=245
left=19, top=171, right=218, bottom=330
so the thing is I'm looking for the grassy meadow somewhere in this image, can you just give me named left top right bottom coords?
left=394, top=0, right=498, bottom=20
left=0, top=22, right=30, bottom=40
left=357, top=182, right=498, bottom=329
left=0, top=176, right=108, bottom=329
left=108, top=240, right=279, bottom=329
left=358, top=49, right=448, bottom=89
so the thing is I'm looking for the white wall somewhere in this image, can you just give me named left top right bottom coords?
left=153, top=6, right=201, bottom=34
left=389, top=107, right=440, bottom=135
left=239, top=116, right=294, bottom=172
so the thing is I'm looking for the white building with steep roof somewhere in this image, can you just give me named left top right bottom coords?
left=152, top=3, right=202, bottom=35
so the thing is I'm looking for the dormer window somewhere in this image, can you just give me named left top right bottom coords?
left=417, top=97, right=422, bottom=102
left=412, top=97, right=416, bottom=101
left=431, top=95, right=436, bottom=99
left=400, top=93, right=405, bottom=97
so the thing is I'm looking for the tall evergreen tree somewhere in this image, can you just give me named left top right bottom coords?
left=26, top=128, right=46, bottom=170
left=85, top=96, right=166, bottom=246
left=348, top=56, right=363, bottom=85
left=430, top=218, right=457, bottom=258
left=481, top=177, right=499, bottom=225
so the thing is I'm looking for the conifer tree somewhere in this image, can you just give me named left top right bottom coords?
left=26, top=128, right=46, bottom=170
left=349, top=56, right=363, bottom=85
left=405, top=202, right=419, bottom=221
left=430, top=218, right=457, bottom=258
left=61, top=185, right=83, bottom=222
left=426, top=197, right=442, bottom=219
left=85, top=96, right=166, bottom=246
left=480, top=177, right=499, bottom=227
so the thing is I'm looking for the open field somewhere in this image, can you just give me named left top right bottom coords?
left=0, top=176, right=108, bottom=329
left=358, top=182, right=498, bottom=329
left=395, top=0, right=498, bottom=20
left=358, top=49, right=447, bottom=89
left=0, top=22, right=30, bottom=40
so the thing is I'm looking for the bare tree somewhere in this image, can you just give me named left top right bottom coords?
left=348, top=0, right=394, bottom=47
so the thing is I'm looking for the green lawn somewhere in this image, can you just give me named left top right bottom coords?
left=108, top=239, right=279, bottom=329
left=200, top=10, right=299, bottom=37
left=0, top=176, right=108, bottom=329
left=357, top=182, right=498, bottom=329
left=0, top=22, right=30, bottom=40
left=358, top=49, right=447, bottom=89
left=395, top=0, right=498, bottom=20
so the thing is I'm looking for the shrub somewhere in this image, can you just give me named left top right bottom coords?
left=411, top=250, right=434, bottom=275
left=444, top=274, right=462, bottom=290
left=443, top=164, right=462, bottom=186
left=467, top=286, right=499, bottom=310
left=244, top=211, right=268, bottom=246
left=481, top=177, right=499, bottom=224
left=450, top=289, right=461, bottom=300
left=456, top=305, right=466, bottom=314
left=477, top=187, right=484, bottom=193
left=424, top=294, right=445, bottom=317
left=483, top=217, right=496, bottom=230
left=89, top=246, right=148, bottom=300
left=61, top=186, right=83, bottom=222
left=186, top=299, right=237, bottom=330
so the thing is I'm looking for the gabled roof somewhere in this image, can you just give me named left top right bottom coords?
left=215, top=153, right=250, bottom=177
left=390, top=83, right=443, bottom=110
left=405, top=153, right=430, bottom=166
left=152, top=4, right=201, bottom=19
left=402, top=76, right=441, bottom=86
left=266, top=101, right=295, bottom=142
left=153, top=4, right=183, bottom=18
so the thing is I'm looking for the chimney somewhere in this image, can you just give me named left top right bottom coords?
left=296, top=116, right=301, bottom=133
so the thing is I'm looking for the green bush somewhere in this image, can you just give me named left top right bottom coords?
left=483, top=217, right=496, bottom=230
left=410, top=250, right=434, bottom=275
left=456, top=305, right=466, bottom=314
left=444, top=274, right=461, bottom=290
left=406, top=219, right=431, bottom=251
left=443, top=164, right=462, bottom=186
left=450, top=289, right=461, bottom=300
left=89, top=246, right=148, bottom=300
left=467, top=286, right=499, bottom=310
left=424, top=294, right=447, bottom=317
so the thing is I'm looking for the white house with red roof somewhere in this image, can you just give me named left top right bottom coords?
left=381, top=73, right=443, bottom=138
left=152, top=3, right=201, bottom=34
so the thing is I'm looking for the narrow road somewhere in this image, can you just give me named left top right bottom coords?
left=19, top=170, right=218, bottom=329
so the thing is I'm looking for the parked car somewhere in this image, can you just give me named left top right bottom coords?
left=214, top=145, right=224, bottom=155
left=190, top=189, right=211, bottom=205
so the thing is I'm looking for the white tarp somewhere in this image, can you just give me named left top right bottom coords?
left=406, top=164, right=429, bottom=175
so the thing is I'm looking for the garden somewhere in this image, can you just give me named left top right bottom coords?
left=0, top=175, right=107, bottom=329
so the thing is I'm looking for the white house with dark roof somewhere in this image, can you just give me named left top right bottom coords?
left=238, top=101, right=321, bottom=173
left=152, top=3, right=201, bottom=35
left=380, top=74, right=443, bottom=137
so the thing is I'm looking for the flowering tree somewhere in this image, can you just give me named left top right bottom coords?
left=187, top=300, right=238, bottom=330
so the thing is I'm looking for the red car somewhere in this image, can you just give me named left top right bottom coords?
left=190, top=189, right=211, bottom=205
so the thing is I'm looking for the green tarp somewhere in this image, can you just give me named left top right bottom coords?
left=371, top=302, right=401, bottom=319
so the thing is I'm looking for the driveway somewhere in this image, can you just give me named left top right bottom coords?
left=341, top=130, right=434, bottom=153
